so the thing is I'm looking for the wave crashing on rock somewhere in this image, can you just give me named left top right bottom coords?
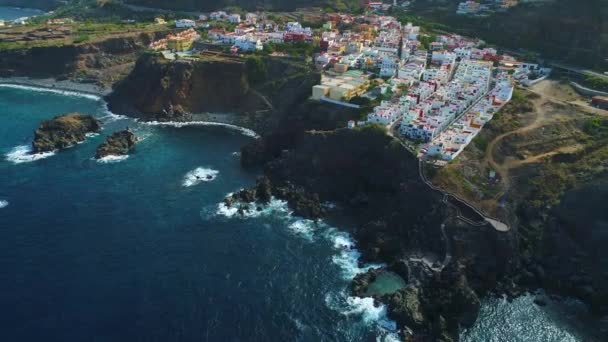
left=182, top=168, right=219, bottom=187
left=5, top=145, right=55, bottom=164
left=96, top=155, right=129, bottom=164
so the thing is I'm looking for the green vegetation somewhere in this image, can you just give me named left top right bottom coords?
left=582, top=75, right=608, bottom=92
left=245, top=56, right=267, bottom=84
left=472, top=135, right=488, bottom=152
left=391, top=0, right=608, bottom=70
left=518, top=116, right=608, bottom=253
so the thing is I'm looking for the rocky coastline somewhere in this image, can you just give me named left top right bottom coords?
left=228, top=126, right=519, bottom=341
left=95, top=129, right=137, bottom=159
left=32, top=113, right=101, bottom=153
left=8, top=45, right=605, bottom=339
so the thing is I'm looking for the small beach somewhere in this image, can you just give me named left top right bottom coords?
left=0, top=77, right=111, bottom=97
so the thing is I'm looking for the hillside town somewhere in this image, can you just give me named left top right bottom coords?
left=143, top=9, right=526, bottom=162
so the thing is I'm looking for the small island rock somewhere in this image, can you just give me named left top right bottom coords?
left=32, top=113, right=101, bottom=153
left=95, top=130, right=137, bottom=159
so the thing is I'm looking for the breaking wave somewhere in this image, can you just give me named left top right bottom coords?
left=212, top=191, right=397, bottom=339
left=5, top=145, right=55, bottom=164
left=0, top=83, right=102, bottom=101
left=182, top=167, right=219, bottom=187
left=142, top=120, right=259, bottom=138
left=0, top=200, right=9, bottom=209
left=96, top=155, right=129, bottom=164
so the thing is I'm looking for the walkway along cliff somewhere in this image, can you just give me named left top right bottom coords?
left=102, top=51, right=520, bottom=340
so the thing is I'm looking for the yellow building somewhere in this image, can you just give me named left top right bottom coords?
left=312, top=85, right=331, bottom=100
left=167, top=36, right=194, bottom=51
left=312, top=72, right=370, bottom=101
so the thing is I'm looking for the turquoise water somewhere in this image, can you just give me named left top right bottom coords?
left=0, top=6, right=43, bottom=20
left=0, top=85, right=398, bottom=341
left=0, top=85, right=601, bottom=341
left=365, top=272, right=406, bottom=296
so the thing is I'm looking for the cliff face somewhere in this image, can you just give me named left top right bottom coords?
left=0, top=33, right=161, bottom=81
left=238, top=126, right=519, bottom=340
left=106, top=54, right=320, bottom=127
left=536, top=182, right=608, bottom=317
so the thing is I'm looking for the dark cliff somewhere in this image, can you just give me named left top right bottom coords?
left=0, top=33, right=163, bottom=80
left=106, top=53, right=320, bottom=128
left=237, top=125, right=519, bottom=340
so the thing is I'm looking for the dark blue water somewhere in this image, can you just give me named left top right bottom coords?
left=0, top=85, right=398, bottom=342
left=0, top=85, right=601, bottom=341
left=0, top=6, right=43, bottom=20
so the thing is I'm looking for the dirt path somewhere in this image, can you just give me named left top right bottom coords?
left=484, top=100, right=546, bottom=196
left=483, top=80, right=599, bottom=200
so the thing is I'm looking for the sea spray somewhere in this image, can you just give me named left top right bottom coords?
left=0, top=200, right=8, bottom=209
left=5, top=145, right=55, bottom=164
left=96, top=155, right=129, bottom=164
left=0, top=84, right=102, bottom=101
left=142, top=120, right=259, bottom=138
left=213, top=193, right=399, bottom=339
left=182, top=167, right=219, bottom=187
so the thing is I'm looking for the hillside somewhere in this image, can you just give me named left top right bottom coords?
left=431, top=79, right=608, bottom=324
left=0, top=0, right=62, bottom=10
left=401, top=0, right=608, bottom=69
left=123, top=0, right=363, bottom=11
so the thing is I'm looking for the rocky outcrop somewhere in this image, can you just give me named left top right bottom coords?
left=106, top=54, right=320, bottom=128
left=223, top=176, right=326, bottom=219
left=32, top=113, right=101, bottom=153
left=238, top=125, right=519, bottom=340
left=95, top=130, right=138, bottom=159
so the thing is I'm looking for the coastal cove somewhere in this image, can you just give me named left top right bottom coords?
left=0, top=85, right=602, bottom=341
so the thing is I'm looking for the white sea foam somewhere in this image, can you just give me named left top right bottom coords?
left=214, top=191, right=398, bottom=339
left=327, top=229, right=384, bottom=280
left=96, top=155, right=129, bottom=164
left=323, top=229, right=396, bottom=338
left=325, top=290, right=397, bottom=331
left=85, top=132, right=100, bottom=138
left=288, top=219, right=316, bottom=241
left=98, top=108, right=128, bottom=123
left=215, top=196, right=290, bottom=219
left=142, top=120, right=259, bottom=138
left=5, top=145, right=55, bottom=164
left=0, top=83, right=102, bottom=101
left=182, top=167, right=219, bottom=187
left=0, top=200, right=9, bottom=209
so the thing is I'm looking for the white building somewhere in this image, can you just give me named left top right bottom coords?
left=228, top=14, right=241, bottom=24
left=380, top=57, right=400, bottom=77
left=210, top=11, right=227, bottom=20
left=234, top=37, right=263, bottom=51
left=176, top=19, right=195, bottom=28
left=367, top=101, right=402, bottom=125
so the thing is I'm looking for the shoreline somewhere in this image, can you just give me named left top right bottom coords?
left=0, top=77, right=111, bottom=97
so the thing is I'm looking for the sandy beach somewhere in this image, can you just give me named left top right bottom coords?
left=0, top=77, right=111, bottom=97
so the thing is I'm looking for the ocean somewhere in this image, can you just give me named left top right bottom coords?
left=0, top=6, right=43, bottom=21
left=0, top=85, right=600, bottom=341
